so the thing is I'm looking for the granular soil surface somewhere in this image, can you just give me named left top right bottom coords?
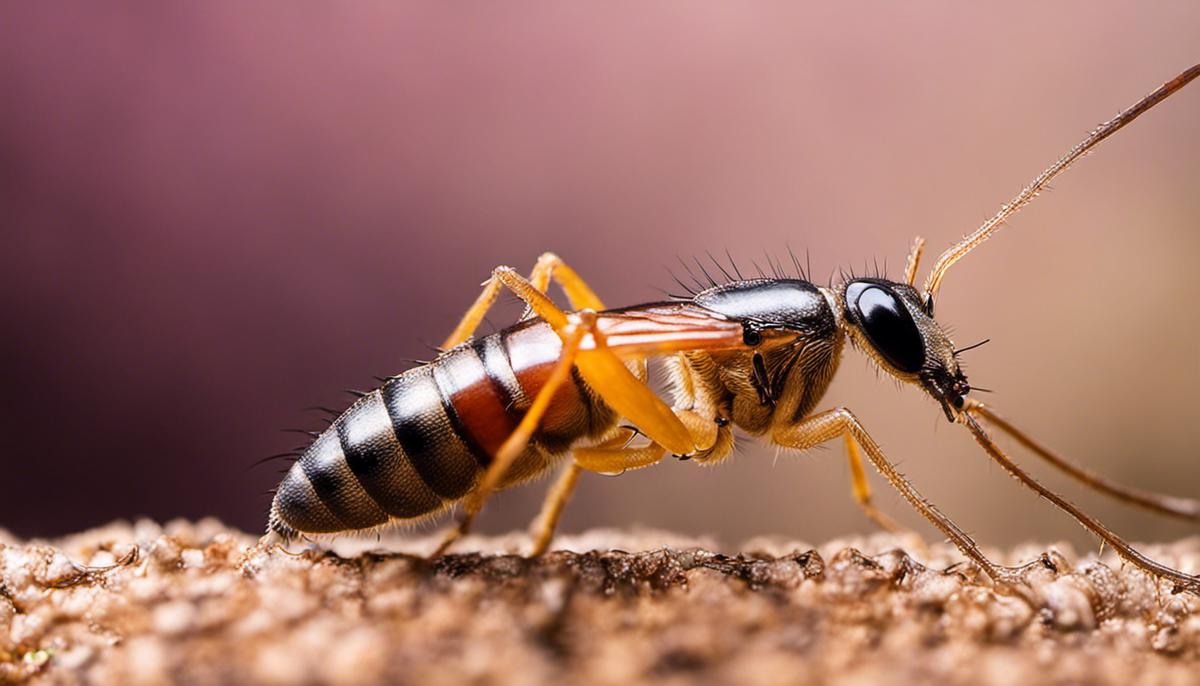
left=1, top=520, right=1198, bottom=685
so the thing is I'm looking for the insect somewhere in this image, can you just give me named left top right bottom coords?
left=267, top=64, right=1200, bottom=594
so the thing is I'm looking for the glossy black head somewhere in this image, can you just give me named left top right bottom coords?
left=841, top=278, right=971, bottom=421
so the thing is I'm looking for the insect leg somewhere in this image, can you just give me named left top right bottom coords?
left=842, top=433, right=906, bottom=534
left=433, top=316, right=589, bottom=556
left=963, top=400, right=1200, bottom=522
left=571, top=351, right=695, bottom=456
left=442, top=273, right=507, bottom=350
left=573, top=428, right=668, bottom=474
left=528, top=253, right=651, bottom=382
left=527, top=428, right=672, bottom=556
left=436, top=265, right=647, bottom=551
left=774, top=408, right=1037, bottom=593
left=527, top=463, right=583, bottom=557
left=960, top=412, right=1200, bottom=594
left=529, top=409, right=734, bottom=554
left=438, top=268, right=736, bottom=554
left=527, top=252, right=605, bottom=311
left=442, top=253, right=606, bottom=349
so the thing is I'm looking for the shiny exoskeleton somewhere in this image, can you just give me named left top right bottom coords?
left=269, top=278, right=860, bottom=539
left=269, top=317, right=615, bottom=538
left=266, top=64, right=1200, bottom=599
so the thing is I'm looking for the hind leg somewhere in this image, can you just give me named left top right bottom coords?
left=527, top=464, right=584, bottom=557
left=442, top=252, right=605, bottom=349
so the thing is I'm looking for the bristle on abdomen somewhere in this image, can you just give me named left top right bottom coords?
left=267, top=321, right=614, bottom=539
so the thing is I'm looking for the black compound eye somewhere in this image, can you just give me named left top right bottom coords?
left=847, top=283, right=925, bottom=373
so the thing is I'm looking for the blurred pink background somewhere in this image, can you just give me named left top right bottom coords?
left=2, top=3, right=1198, bottom=551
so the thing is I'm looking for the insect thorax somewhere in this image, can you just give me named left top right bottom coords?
left=669, top=281, right=845, bottom=440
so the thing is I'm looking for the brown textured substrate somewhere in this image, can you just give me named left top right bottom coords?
left=1, top=521, right=1199, bottom=685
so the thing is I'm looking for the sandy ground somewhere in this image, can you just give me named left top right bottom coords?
left=1, top=520, right=1198, bottom=685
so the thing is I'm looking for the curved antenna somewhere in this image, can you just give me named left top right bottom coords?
left=902, top=236, right=925, bottom=286
left=923, top=64, right=1200, bottom=303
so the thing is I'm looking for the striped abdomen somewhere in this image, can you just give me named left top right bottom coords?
left=268, top=320, right=615, bottom=539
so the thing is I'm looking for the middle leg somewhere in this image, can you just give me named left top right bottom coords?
left=528, top=415, right=719, bottom=555
left=842, top=433, right=906, bottom=534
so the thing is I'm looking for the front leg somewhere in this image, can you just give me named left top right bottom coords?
left=663, top=355, right=733, bottom=462
left=671, top=409, right=733, bottom=462
left=774, top=407, right=1035, bottom=594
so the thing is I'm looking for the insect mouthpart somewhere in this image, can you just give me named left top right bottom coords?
left=922, top=372, right=972, bottom=422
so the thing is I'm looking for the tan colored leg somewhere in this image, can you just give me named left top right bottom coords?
left=435, top=257, right=599, bottom=555
left=527, top=408, right=725, bottom=555
left=526, top=426, right=672, bottom=556
left=964, top=399, right=1200, bottom=522
left=528, top=463, right=584, bottom=556
left=530, top=253, right=651, bottom=382
left=442, top=253, right=606, bottom=349
left=436, top=265, right=694, bottom=552
left=433, top=316, right=588, bottom=556
left=572, top=351, right=695, bottom=456
left=673, top=409, right=719, bottom=453
left=574, top=431, right=668, bottom=474
left=433, top=264, right=706, bottom=556
left=570, top=406, right=730, bottom=471
left=774, top=408, right=1034, bottom=592
left=442, top=278, right=503, bottom=350
left=843, top=434, right=906, bottom=534
left=488, top=267, right=699, bottom=455
left=528, top=252, right=605, bottom=311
